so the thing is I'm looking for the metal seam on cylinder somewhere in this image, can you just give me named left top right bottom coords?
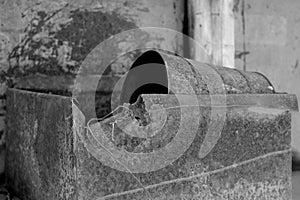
left=233, top=68, right=254, bottom=93
left=203, top=63, right=228, bottom=94
left=182, top=57, right=210, bottom=94
left=253, top=71, right=275, bottom=92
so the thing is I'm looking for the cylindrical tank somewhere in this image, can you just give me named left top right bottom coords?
left=119, top=50, right=275, bottom=105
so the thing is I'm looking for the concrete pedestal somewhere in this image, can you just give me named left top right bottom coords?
left=5, top=88, right=296, bottom=200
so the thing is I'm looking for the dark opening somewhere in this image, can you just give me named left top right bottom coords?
left=131, top=50, right=165, bottom=69
left=129, top=83, right=168, bottom=104
left=120, top=50, right=169, bottom=105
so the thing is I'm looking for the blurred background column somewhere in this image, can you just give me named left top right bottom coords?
left=188, top=0, right=235, bottom=67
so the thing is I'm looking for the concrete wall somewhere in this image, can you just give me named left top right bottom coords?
left=234, top=0, right=300, bottom=154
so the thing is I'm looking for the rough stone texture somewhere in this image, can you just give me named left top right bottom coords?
left=0, top=145, right=4, bottom=185
left=6, top=89, right=76, bottom=200
left=0, top=0, right=185, bottom=178
left=103, top=152, right=291, bottom=200
left=6, top=88, right=294, bottom=200
left=233, top=0, right=300, bottom=157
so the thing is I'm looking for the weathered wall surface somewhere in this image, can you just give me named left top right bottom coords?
left=234, top=0, right=300, bottom=153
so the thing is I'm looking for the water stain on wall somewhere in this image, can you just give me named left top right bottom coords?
left=6, top=4, right=137, bottom=85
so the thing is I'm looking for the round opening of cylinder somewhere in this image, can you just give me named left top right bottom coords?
left=129, top=83, right=168, bottom=104
left=120, top=50, right=169, bottom=105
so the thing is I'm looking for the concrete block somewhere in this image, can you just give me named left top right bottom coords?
left=6, top=89, right=76, bottom=200
left=5, top=88, right=295, bottom=200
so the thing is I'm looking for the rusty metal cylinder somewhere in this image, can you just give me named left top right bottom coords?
left=120, top=50, right=275, bottom=105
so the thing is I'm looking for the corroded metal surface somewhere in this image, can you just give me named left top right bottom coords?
left=120, top=50, right=274, bottom=105
left=117, top=50, right=277, bottom=160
